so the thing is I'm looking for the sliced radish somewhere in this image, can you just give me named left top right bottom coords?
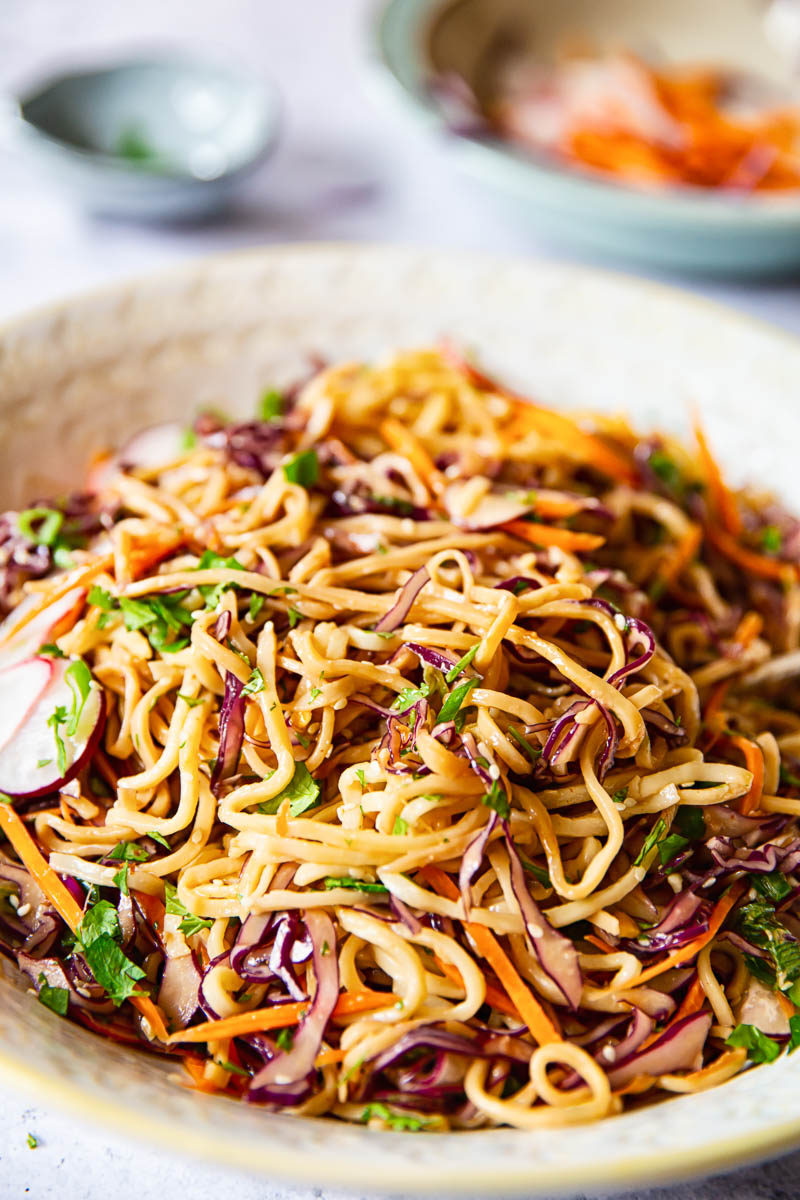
left=0, top=658, right=54, bottom=753
left=0, top=656, right=105, bottom=798
left=118, top=422, right=187, bottom=473
left=0, top=588, right=86, bottom=669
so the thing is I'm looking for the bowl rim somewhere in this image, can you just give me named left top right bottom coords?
left=12, top=51, right=282, bottom=182
left=372, top=0, right=800, bottom=227
left=2, top=242, right=800, bottom=1193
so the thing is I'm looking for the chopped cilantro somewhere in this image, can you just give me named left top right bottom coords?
left=612, top=788, right=628, bottom=805
left=119, top=593, right=194, bottom=653
left=180, top=428, right=196, bottom=451
left=112, top=865, right=130, bottom=895
left=195, top=550, right=246, bottom=608
left=248, top=593, right=265, bottom=622
left=46, top=706, right=68, bottom=776
left=38, top=643, right=65, bottom=658
left=310, top=686, right=322, bottom=701
left=356, top=769, right=367, bottom=790
left=508, top=725, right=542, bottom=764
left=393, top=816, right=408, bottom=835
left=148, top=831, right=171, bottom=849
left=738, top=899, right=800, bottom=989
left=108, top=841, right=149, bottom=863
left=445, top=642, right=480, bottom=684
left=657, top=832, right=690, bottom=866
left=242, top=668, right=265, bottom=696
left=753, top=872, right=793, bottom=904
left=219, top=1059, right=250, bottom=1077
left=283, top=449, right=319, bottom=489
left=37, top=974, right=69, bottom=1016
left=482, top=778, right=510, bottom=819
left=163, top=882, right=214, bottom=936
left=392, top=684, right=431, bottom=712
left=789, top=1014, right=800, bottom=1053
left=323, top=877, right=389, bottom=894
left=259, top=389, right=284, bottom=422
left=64, top=660, right=93, bottom=737
left=438, top=677, right=478, bottom=728
left=275, top=1026, right=295, bottom=1052
left=17, top=507, right=63, bottom=547
left=27, top=1133, right=38, bottom=1150
left=88, top=585, right=115, bottom=611
left=257, top=761, right=321, bottom=816
left=674, top=805, right=705, bottom=840
left=360, top=1103, right=428, bottom=1131
left=287, top=606, right=303, bottom=628
left=761, top=525, right=783, bottom=554
left=726, top=1023, right=781, bottom=1064
left=177, top=692, right=204, bottom=708
left=82, top=933, right=145, bottom=1004
left=633, top=817, right=667, bottom=868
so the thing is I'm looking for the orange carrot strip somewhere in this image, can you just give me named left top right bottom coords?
left=597, top=882, right=745, bottom=994
left=729, top=735, right=764, bottom=816
left=434, top=953, right=520, bottom=1020
left=502, top=519, right=605, bottom=554
left=133, top=890, right=165, bottom=932
left=732, top=611, right=763, bottom=649
left=132, top=993, right=170, bottom=1043
left=672, top=975, right=706, bottom=1024
left=513, top=407, right=637, bottom=486
left=167, top=990, right=393, bottom=1045
left=703, top=679, right=730, bottom=729
left=694, top=418, right=742, bottom=536
left=0, top=555, right=113, bottom=644
left=0, top=807, right=171, bottom=1037
left=182, top=1055, right=222, bottom=1093
left=380, top=418, right=446, bottom=497
left=420, top=865, right=561, bottom=1045
left=314, top=1047, right=347, bottom=1067
left=658, top=523, right=702, bottom=587
left=438, top=345, right=637, bottom=486
left=586, top=933, right=617, bottom=954
left=0, top=805, right=84, bottom=930
left=706, top=524, right=797, bottom=583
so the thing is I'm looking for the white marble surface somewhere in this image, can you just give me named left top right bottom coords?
left=1, top=1, right=800, bottom=1196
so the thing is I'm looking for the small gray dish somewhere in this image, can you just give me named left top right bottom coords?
left=10, top=56, right=281, bottom=221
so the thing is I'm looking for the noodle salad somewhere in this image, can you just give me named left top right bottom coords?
left=1, top=347, right=800, bottom=1131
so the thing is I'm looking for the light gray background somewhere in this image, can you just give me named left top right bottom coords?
left=1, top=1, right=799, bottom=1196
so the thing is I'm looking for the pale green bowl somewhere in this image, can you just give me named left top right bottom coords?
left=373, top=0, right=800, bottom=277
left=12, top=57, right=280, bottom=221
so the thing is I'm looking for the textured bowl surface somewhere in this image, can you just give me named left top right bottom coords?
left=374, top=0, right=800, bottom=276
left=2, top=244, right=800, bottom=1194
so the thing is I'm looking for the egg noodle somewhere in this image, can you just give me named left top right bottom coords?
left=1, top=347, right=800, bottom=1131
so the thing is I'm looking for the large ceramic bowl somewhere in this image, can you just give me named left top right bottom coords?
left=2, top=245, right=800, bottom=1194
left=373, top=0, right=800, bottom=277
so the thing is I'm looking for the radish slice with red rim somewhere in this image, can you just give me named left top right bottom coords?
left=0, top=656, right=105, bottom=798
left=0, top=588, right=86, bottom=669
left=0, top=657, right=54, bottom=754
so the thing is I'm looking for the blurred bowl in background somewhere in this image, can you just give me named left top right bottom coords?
left=373, top=0, right=800, bottom=277
left=8, top=56, right=280, bottom=221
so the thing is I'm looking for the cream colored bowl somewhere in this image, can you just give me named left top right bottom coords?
left=1, top=245, right=800, bottom=1194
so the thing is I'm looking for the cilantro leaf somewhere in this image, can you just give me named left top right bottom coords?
left=392, top=816, right=408, bottom=835
left=438, top=677, right=478, bottom=727
left=761, top=525, right=782, bottom=554
left=37, top=974, right=69, bottom=1016
left=46, top=706, right=68, bottom=776
left=248, top=593, right=265, bottom=622
left=108, top=841, right=149, bottom=863
left=82, top=933, right=145, bottom=1005
left=148, top=831, right=171, bottom=849
left=259, top=389, right=284, bottom=422
left=673, top=806, right=705, bottom=840
left=482, top=778, right=509, bottom=819
left=789, top=1014, right=800, bottom=1053
left=88, top=585, right=115, bottom=611
left=753, top=872, right=793, bottom=904
left=241, top=668, right=265, bottom=697
left=392, top=684, right=431, bottom=713
left=738, top=899, right=800, bottom=989
left=163, top=882, right=214, bottom=936
left=633, top=818, right=667, bottom=868
left=283, top=449, right=319, bottom=489
left=657, top=832, right=690, bottom=866
left=323, top=877, right=388, bottom=894
left=445, top=643, right=480, bottom=683
left=195, top=550, right=246, bottom=608
left=79, top=899, right=120, bottom=946
left=726, top=1023, right=781, bottom=1064
left=360, top=1103, right=428, bottom=1131
left=64, top=660, right=93, bottom=737
left=275, top=1026, right=295, bottom=1051
left=38, top=643, right=65, bottom=658
left=112, top=865, right=129, bottom=895
left=507, top=725, right=542, bottom=764
left=257, top=761, right=321, bottom=816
